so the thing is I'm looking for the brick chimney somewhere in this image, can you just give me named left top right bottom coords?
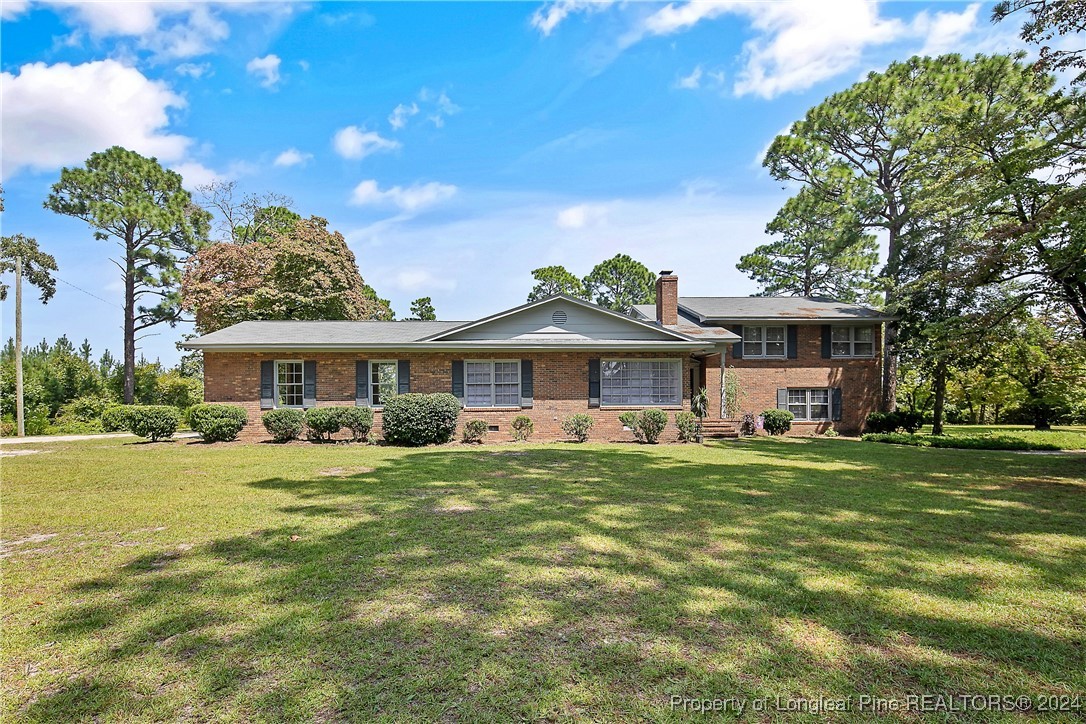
left=655, top=270, right=678, bottom=326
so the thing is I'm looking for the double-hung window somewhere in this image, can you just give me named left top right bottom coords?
left=275, top=360, right=303, bottom=408
left=601, top=359, right=681, bottom=406
left=466, top=361, right=520, bottom=407
left=743, top=326, right=786, bottom=357
left=831, top=326, right=875, bottom=357
left=787, top=388, right=830, bottom=421
left=370, top=361, right=398, bottom=406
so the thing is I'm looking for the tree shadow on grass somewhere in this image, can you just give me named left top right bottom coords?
left=21, top=442, right=1086, bottom=721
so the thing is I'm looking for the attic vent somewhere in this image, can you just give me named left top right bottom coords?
left=551, top=309, right=568, bottom=326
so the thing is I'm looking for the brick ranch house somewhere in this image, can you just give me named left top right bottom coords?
left=184, top=272, right=891, bottom=441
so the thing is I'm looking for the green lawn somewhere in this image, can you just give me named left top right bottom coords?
left=3, top=438, right=1085, bottom=721
left=917, top=424, right=1086, bottom=451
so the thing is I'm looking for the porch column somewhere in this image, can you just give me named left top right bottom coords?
left=703, top=352, right=723, bottom=419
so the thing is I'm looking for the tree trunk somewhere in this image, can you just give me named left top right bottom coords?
left=123, top=239, right=136, bottom=405
left=881, top=223, right=901, bottom=412
left=15, top=256, right=24, bottom=437
left=931, top=359, right=947, bottom=436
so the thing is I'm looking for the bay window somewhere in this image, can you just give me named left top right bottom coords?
left=601, top=359, right=681, bottom=406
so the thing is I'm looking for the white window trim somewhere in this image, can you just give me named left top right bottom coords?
left=465, top=359, right=521, bottom=408
left=830, top=325, right=876, bottom=358
left=369, top=359, right=398, bottom=408
left=787, top=387, right=831, bottom=421
left=274, top=359, right=304, bottom=409
left=600, top=358, right=683, bottom=408
left=743, top=325, right=787, bottom=359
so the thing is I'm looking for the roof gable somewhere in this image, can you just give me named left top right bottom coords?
left=424, top=295, right=694, bottom=343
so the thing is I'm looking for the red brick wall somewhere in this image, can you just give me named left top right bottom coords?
left=204, top=350, right=699, bottom=442
left=721, top=323, right=883, bottom=434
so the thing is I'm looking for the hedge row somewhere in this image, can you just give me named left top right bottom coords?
left=861, top=432, right=1062, bottom=451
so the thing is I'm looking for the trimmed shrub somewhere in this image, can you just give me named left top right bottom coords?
left=125, top=405, right=180, bottom=441
left=188, top=404, right=248, bottom=442
left=462, top=419, right=487, bottom=443
left=101, top=405, right=131, bottom=432
left=263, top=408, right=304, bottom=443
left=381, top=393, right=461, bottom=446
left=618, top=411, right=642, bottom=442
left=675, top=411, right=698, bottom=443
left=510, top=415, right=534, bottom=441
left=738, top=412, right=758, bottom=436
left=638, top=408, right=669, bottom=444
left=864, top=411, right=896, bottom=434
left=761, top=408, right=794, bottom=435
left=823, top=428, right=840, bottom=437
left=897, top=410, right=924, bottom=434
left=304, top=407, right=343, bottom=442
left=337, top=406, right=374, bottom=442
left=560, top=413, right=594, bottom=442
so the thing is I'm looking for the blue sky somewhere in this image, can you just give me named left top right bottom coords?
left=1, top=0, right=1029, bottom=364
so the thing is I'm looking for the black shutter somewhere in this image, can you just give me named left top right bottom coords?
left=821, top=325, right=832, bottom=359
left=832, top=387, right=843, bottom=421
left=588, top=359, right=601, bottom=408
left=303, top=361, right=317, bottom=408
left=732, top=325, right=743, bottom=359
left=787, top=325, right=798, bottom=359
left=451, top=360, right=465, bottom=404
left=397, top=360, right=410, bottom=394
left=355, top=360, right=369, bottom=406
left=777, top=388, right=788, bottom=410
left=521, top=359, right=534, bottom=408
left=260, top=360, right=274, bottom=409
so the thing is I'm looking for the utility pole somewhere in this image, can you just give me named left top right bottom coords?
left=15, top=254, right=24, bottom=436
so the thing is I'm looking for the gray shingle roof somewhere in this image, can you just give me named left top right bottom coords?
left=635, top=297, right=891, bottom=322
left=185, top=320, right=466, bottom=348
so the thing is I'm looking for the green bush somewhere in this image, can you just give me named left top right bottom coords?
left=188, top=403, right=247, bottom=442
left=862, top=432, right=930, bottom=446
left=738, top=412, right=758, bottom=437
left=762, top=409, right=794, bottom=435
left=48, top=418, right=103, bottom=435
left=100, top=405, right=131, bottom=432
left=638, top=408, right=669, bottom=443
left=304, top=407, right=343, bottom=442
left=462, top=419, right=487, bottom=443
left=124, top=405, right=180, bottom=441
left=823, top=429, right=840, bottom=437
left=560, top=413, right=594, bottom=442
left=618, top=411, right=641, bottom=441
left=59, top=395, right=113, bottom=423
left=381, top=393, right=461, bottom=446
left=337, top=406, right=374, bottom=442
left=263, top=408, right=304, bottom=443
left=510, top=415, right=534, bottom=441
left=675, top=411, right=698, bottom=443
left=865, top=410, right=924, bottom=434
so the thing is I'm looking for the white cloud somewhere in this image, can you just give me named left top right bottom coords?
left=175, top=61, right=211, bottom=78
left=333, top=126, right=401, bottom=160
left=531, top=0, right=614, bottom=36
left=349, top=180, right=458, bottom=213
left=273, top=148, right=313, bottom=168
left=388, top=102, right=419, bottom=130
left=7, top=1, right=237, bottom=60
left=675, top=65, right=702, bottom=89
left=246, top=54, right=281, bottom=89
left=0, top=60, right=191, bottom=180
left=169, top=161, right=222, bottom=189
left=556, top=203, right=610, bottom=229
left=913, top=3, right=982, bottom=56
left=390, top=268, right=457, bottom=294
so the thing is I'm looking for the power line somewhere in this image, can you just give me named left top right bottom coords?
left=55, top=276, right=123, bottom=310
